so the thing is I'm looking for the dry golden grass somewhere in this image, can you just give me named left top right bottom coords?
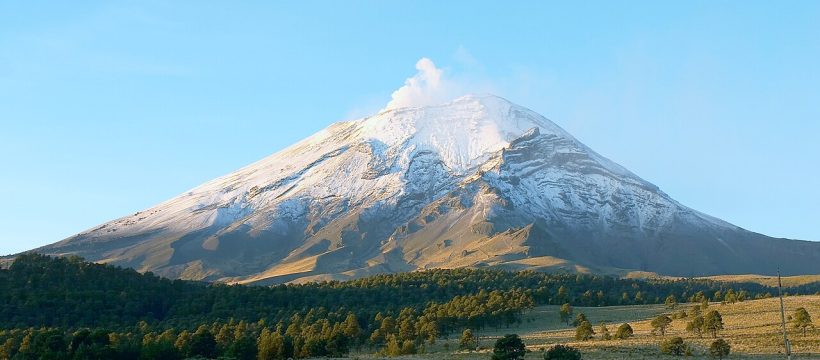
left=699, top=274, right=820, bottom=288
left=353, top=295, right=820, bottom=359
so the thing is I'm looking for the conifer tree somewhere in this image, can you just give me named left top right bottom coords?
left=703, top=310, right=724, bottom=338
left=614, top=323, right=633, bottom=340
left=559, top=303, right=573, bottom=325
left=792, top=307, right=813, bottom=336
left=575, top=321, right=594, bottom=341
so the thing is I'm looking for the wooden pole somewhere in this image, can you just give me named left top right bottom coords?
left=778, top=269, right=791, bottom=360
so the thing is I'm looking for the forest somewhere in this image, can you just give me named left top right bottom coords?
left=1, top=254, right=816, bottom=359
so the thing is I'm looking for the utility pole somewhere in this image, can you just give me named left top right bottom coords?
left=778, top=269, right=791, bottom=360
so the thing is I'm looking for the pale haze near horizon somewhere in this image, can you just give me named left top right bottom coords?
left=1, top=1, right=819, bottom=255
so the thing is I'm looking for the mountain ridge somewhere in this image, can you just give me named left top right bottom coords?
left=28, top=94, right=820, bottom=283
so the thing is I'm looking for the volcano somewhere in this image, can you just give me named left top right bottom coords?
left=32, top=95, right=820, bottom=283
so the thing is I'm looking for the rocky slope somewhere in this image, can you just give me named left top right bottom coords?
left=32, top=95, right=820, bottom=283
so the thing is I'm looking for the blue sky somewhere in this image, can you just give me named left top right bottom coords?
left=1, top=1, right=819, bottom=254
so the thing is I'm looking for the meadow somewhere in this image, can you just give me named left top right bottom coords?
left=363, top=295, right=820, bottom=359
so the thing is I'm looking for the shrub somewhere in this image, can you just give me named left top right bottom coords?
left=660, top=336, right=687, bottom=356
left=544, top=344, right=582, bottom=360
left=459, top=329, right=476, bottom=350
left=614, top=323, right=633, bottom=339
left=599, top=323, right=611, bottom=340
left=574, top=321, right=594, bottom=341
left=709, top=339, right=730, bottom=359
left=492, top=334, right=526, bottom=360
left=792, top=307, right=813, bottom=336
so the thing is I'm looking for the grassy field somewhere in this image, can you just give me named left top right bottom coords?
left=355, top=295, right=820, bottom=359
left=699, top=275, right=820, bottom=288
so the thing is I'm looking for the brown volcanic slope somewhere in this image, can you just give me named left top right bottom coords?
left=26, top=95, right=820, bottom=283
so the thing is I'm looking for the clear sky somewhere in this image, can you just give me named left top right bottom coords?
left=1, top=1, right=819, bottom=255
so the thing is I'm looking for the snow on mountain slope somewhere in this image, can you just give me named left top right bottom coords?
left=33, top=95, right=820, bottom=283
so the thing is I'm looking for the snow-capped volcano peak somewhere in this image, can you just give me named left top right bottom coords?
left=355, top=94, right=566, bottom=173
left=34, top=94, right=820, bottom=284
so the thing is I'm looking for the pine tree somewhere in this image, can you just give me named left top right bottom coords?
left=257, top=328, right=276, bottom=360
left=599, top=322, right=611, bottom=340
left=400, top=340, right=415, bottom=355
left=398, top=318, right=415, bottom=341
left=575, top=320, right=594, bottom=341
left=660, top=336, right=687, bottom=356
left=686, top=315, right=705, bottom=338
left=703, top=310, right=724, bottom=338
left=792, top=307, right=813, bottom=336
left=380, top=316, right=396, bottom=337
left=342, top=313, right=361, bottom=339
left=690, top=305, right=702, bottom=318
left=544, top=344, right=582, bottom=360
left=572, top=312, right=588, bottom=327
left=0, top=338, right=18, bottom=360
left=384, top=335, right=401, bottom=356
left=174, top=330, right=191, bottom=357
left=557, top=285, right=569, bottom=303
left=459, top=329, right=476, bottom=350
left=709, top=339, right=731, bottom=359
left=369, top=329, right=383, bottom=346
left=215, top=323, right=232, bottom=354
left=614, top=323, right=633, bottom=340
left=651, top=315, right=672, bottom=336
left=190, top=326, right=217, bottom=358
left=559, top=303, right=573, bottom=325
left=723, top=289, right=737, bottom=304
left=491, top=334, right=526, bottom=360
left=665, top=294, right=678, bottom=309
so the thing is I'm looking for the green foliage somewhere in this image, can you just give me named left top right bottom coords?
left=614, top=323, right=633, bottom=340
left=384, top=335, right=401, bottom=356
left=571, top=312, right=588, bottom=327
left=665, top=294, right=677, bottom=309
left=491, top=334, right=526, bottom=360
left=2, top=254, right=802, bottom=330
left=256, top=328, right=277, bottom=360
left=686, top=315, right=704, bottom=338
left=723, top=289, right=737, bottom=304
left=650, top=315, right=672, bottom=336
left=574, top=321, right=594, bottom=341
left=599, top=322, right=611, bottom=340
left=543, top=344, right=582, bottom=360
left=342, top=313, right=361, bottom=339
left=709, top=338, right=731, bottom=359
left=690, top=305, right=702, bottom=318
left=659, top=336, right=687, bottom=356
left=459, top=329, right=476, bottom=350
left=792, top=307, right=813, bottom=336
left=189, top=327, right=217, bottom=358
left=381, top=334, right=415, bottom=356
left=703, top=310, right=724, bottom=338
left=1, top=254, right=815, bottom=359
left=0, top=337, right=18, bottom=359
left=559, top=303, right=573, bottom=325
